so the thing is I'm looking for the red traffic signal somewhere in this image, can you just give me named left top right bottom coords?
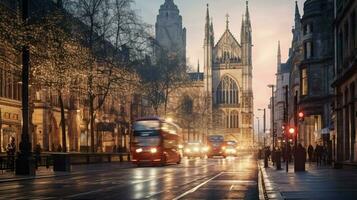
left=288, top=127, right=295, bottom=134
left=298, top=112, right=304, bottom=118
left=298, top=111, right=304, bottom=122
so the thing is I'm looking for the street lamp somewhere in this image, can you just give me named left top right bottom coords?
left=257, top=108, right=266, bottom=147
left=267, top=84, right=275, bottom=150
left=256, top=117, right=260, bottom=146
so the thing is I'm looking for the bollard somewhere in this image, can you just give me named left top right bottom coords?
left=276, top=150, right=281, bottom=170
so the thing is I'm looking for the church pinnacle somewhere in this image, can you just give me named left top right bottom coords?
left=226, top=14, right=229, bottom=30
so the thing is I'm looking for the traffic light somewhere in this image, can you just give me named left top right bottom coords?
left=288, top=127, right=295, bottom=134
left=298, top=111, right=304, bottom=122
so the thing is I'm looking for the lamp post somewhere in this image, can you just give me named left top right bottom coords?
left=257, top=108, right=266, bottom=147
left=256, top=117, right=260, bottom=146
left=16, top=0, right=35, bottom=175
left=268, top=84, right=275, bottom=150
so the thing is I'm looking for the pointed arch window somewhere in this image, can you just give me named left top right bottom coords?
left=230, top=110, right=239, bottom=128
left=216, top=76, right=239, bottom=105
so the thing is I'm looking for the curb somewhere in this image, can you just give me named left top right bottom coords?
left=258, top=162, right=269, bottom=200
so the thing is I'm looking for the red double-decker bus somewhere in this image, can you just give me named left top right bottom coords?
left=131, top=117, right=182, bottom=166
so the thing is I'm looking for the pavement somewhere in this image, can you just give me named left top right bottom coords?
left=259, top=160, right=357, bottom=200
left=0, top=162, right=133, bottom=183
left=0, top=154, right=259, bottom=199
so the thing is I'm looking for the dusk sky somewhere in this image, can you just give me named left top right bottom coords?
left=134, top=0, right=305, bottom=131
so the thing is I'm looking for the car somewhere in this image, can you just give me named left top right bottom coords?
left=223, top=141, right=238, bottom=157
left=183, top=142, right=207, bottom=158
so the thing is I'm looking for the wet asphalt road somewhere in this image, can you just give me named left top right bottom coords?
left=0, top=154, right=258, bottom=200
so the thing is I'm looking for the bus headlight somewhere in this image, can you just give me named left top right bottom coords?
left=136, top=148, right=143, bottom=153
left=202, top=146, right=209, bottom=152
left=150, top=148, right=157, bottom=153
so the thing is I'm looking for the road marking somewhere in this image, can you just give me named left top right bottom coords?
left=172, top=172, right=224, bottom=200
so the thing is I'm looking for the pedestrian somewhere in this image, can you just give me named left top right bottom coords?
left=57, top=144, right=62, bottom=152
left=315, top=144, right=322, bottom=166
left=308, top=144, right=314, bottom=163
left=34, top=144, right=42, bottom=169
left=6, top=137, right=16, bottom=171
left=266, top=147, right=271, bottom=161
left=322, top=144, right=328, bottom=165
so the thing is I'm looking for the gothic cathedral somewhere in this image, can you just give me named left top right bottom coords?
left=155, top=0, right=254, bottom=145
left=204, top=2, right=254, bottom=144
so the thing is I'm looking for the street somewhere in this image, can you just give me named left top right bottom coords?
left=0, top=154, right=258, bottom=200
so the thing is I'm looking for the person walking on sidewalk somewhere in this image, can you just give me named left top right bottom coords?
left=315, top=144, right=322, bottom=166
left=6, top=137, right=16, bottom=171
left=34, top=144, right=42, bottom=169
left=308, top=144, right=314, bottom=163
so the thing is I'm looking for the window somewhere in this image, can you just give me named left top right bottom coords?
left=303, top=23, right=313, bottom=35
left=216, top=76, right=239, bottom=105
left=344, top=21, right=349, bottom=56
left=182, top=96, right=193, bottom=115
left=301, top=68, right=308, bottom=96
left=351, top=11, right=356, bottom=49
left=304, top=41, right=313, bottom=59
left=230, top=110, right=239, bottom=128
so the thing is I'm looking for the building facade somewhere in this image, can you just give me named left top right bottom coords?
left=298, top=0, right=334, bottom=148
left=333, top=0, right=357, bottom=163
left=204, top=2, right=254, bottom=145
left=274, top=42, right=291, bottom=142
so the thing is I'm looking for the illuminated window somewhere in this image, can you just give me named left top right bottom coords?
left=216, top=76, right=238, bottom=105
left=301, top=68, right=308, bottom=96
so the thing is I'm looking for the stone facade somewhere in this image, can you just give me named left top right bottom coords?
left=333, top=0, right=357, bottom=162
left=203, top=2, right=254, bottom=145
left=155, top=0, right=186, bottom=64
left=297, top=0, right=334, bottom=148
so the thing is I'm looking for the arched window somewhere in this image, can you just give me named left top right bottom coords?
left=216, top=76, right=239, bottom=105
left=181, top=96, right=193, bottom=115
left=230, top=110, right=239, bottom=128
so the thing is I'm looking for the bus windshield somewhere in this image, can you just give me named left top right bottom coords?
left=133, top=120, right=160, bottom=131
left=208, top=135, right=224, bottom=142
left=133, top=136, right=161, bottom=147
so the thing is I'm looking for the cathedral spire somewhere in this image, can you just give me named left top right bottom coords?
left=225, top=14, right=229, bottom=30
left=210, top=17, right=214, bottom=44
left=197, top=59, right=200, bottom=73
left=277, top=41, right=281, bottom=72
left=205, top=4, right=210, bottom=42
left=245, top=1, right=251, bottom=26
left=295, top=1, right=300, bottom=20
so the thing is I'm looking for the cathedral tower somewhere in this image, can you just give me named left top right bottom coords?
left=155, top=0, right=186, bottom=64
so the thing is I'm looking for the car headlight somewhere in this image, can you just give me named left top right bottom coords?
left=136, top=148, right=143, bottom=153
left=185, top=148, right=191, bottom=153
left=202, top=146, right=209, bottom=152
left=150, top=148, right=157, bottom=153
left=194, top=147, right=199, bottom=152
left=178, top=144, right=183, bottom=149
left=222, top=146, right=226, bottom=150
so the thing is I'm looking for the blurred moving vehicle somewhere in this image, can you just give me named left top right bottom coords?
left=206, top=135, right=226, bottom=158
left=131, top=117, right=182, bottom=166
left=183, top=142, right=208, bottom=158
left=224, top=141, right=238, bottom=157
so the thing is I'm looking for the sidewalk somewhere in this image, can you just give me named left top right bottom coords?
left=0, top=162, right=133, bottom=183
left=259, top=160, right=357, bottom=200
